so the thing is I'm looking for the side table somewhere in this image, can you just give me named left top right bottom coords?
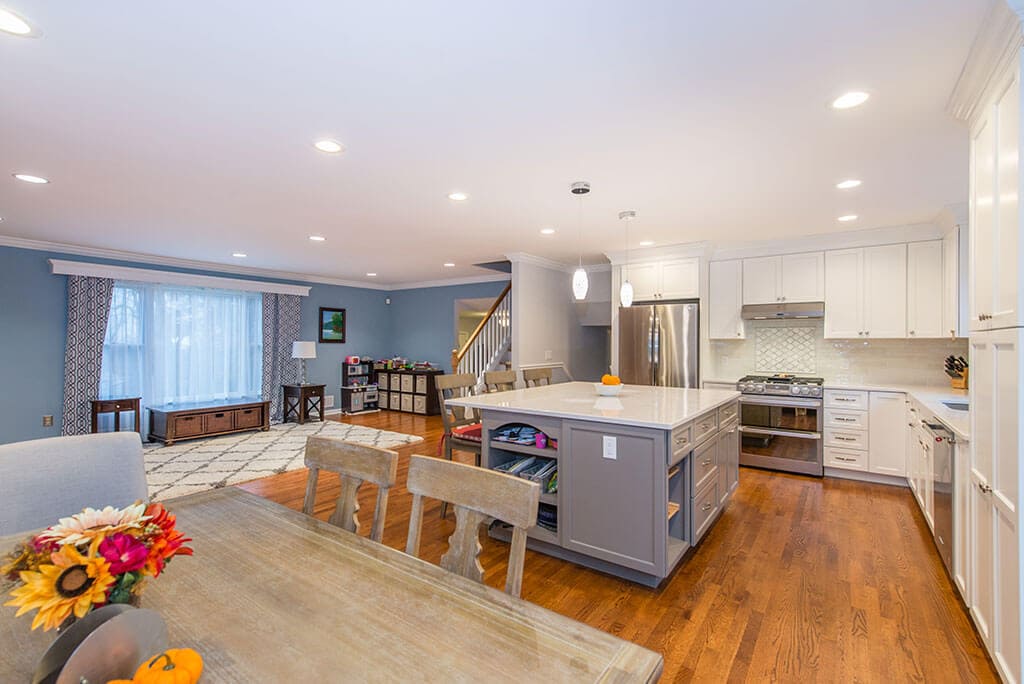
left=283, top=384, right=326, bottom=424
left=90, top=397, right=142, bottom=434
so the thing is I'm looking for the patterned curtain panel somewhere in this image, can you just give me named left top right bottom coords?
left=261, top=293, right=301, bottom=423
left=61, top=275, right=115, bottom=435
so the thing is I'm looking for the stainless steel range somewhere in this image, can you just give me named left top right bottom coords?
left=736, top=374, right=824, bottom=476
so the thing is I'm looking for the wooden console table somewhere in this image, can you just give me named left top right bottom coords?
left=283, top=384, right=326, bottom=424
left=148, top=398, right=269, bottom=445
left=90, top=397, right=141, bottom=434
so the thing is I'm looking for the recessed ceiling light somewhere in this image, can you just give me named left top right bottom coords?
left=832, top=91, right=870, bottom=109
left=308, top=235, right=326, bottom=242
left=540, top=228, right=556, bottom=235
left=638, top=240, right=655, bottom=247
left=13, top=173, right=48, bottom=184
left=836, top=179, right=862, bottom=190
left=313, top=139, right=344, bottom=154
left=443, top=263, right=455, bottom=268
left=232, top=252, right=247, bottom=258
left=447, top=192, right=468, bottom=202
left=837, top=214, right=858, bottom=222
left=366, top=272, right=377, bottom=277
left=0, top=8, right=35, bottom=36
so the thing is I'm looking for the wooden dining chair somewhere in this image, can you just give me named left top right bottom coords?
left=404, top=454, right=540, bottom=597
left=435, top=373, right=483, bottom=518
left=522, top=367, right=552, bottom=387
left=483, top=369, right=516, bottom=393
left=302, top=436, right=398, bottom=543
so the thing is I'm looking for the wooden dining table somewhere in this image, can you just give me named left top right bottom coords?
left=0, top=488, right=663, bottom=682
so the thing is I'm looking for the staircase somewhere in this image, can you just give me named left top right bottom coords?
left=451, top=283, right=511, bottom=391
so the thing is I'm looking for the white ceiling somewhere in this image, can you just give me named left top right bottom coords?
left=0, top=1, right=990, bottom=285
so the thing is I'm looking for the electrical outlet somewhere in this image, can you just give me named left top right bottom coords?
left=42, top=415, right=53, bottom=427
left=544, top=350, right=553, bottom=360
left=602, top=435, right=617, bottom=460
left=324, top=394, right=335, bottom=409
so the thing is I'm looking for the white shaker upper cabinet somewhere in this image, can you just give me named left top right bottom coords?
left=781, top=252, right=825, bottom=302
left=624, top=262, right=659, bottom=302
left=863, top=244, right=907, bottom=339
left=742, top=256, right=780, bottom=305
left=709, top=260, right=744, bottom=340
left=971, top=72, right=1022, bottom=332
left=824, top=249, right=864, bottom=338
left=907, top=240, right=944, bottom=338
left=659, top=258, right=700, bottom=300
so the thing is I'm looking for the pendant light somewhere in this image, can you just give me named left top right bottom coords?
left=618, top=210, right=636, bottom=307
left=571, top=181, right=590, bottom=300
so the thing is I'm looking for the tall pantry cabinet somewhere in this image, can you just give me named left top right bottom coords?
left=963, top=31, right=1024, bottom=684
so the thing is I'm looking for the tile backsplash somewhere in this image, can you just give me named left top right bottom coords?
left=709, top=320, right=968, bottom=386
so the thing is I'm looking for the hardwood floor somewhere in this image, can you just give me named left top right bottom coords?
left=238, top=411, right=997, bottom=682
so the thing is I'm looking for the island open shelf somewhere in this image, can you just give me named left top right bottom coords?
left=449, top=382, right=740, bottom=587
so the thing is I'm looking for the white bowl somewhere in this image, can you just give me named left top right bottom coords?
left=595, top=382, right=623, bottom=397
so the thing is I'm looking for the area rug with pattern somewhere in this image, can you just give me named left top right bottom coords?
left=144, top=421, right=424, bottom=501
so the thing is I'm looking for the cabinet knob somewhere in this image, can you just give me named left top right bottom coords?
left=978, top=482, right=993, bottom=494
left=701, top=502, right=713, bottom=512
left=909, top=330, right=915, bottom=335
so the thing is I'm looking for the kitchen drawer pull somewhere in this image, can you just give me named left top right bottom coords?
left=978, top=482, right=993, bottom=494
left=836, top=456, right=856, bottom=462
left=214, top=413, right=225, bottom=418
left=835, top=436, right=856, bottom=442
left=836, top=417, right=855, bottom=422
left=701, top=459, right=712, bottom=467
left=701, top=502, right=713, bottom=512
left=835, top=397, right=855, bottom=402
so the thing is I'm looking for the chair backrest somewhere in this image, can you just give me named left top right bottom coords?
left=0, top=432, right=148, bottom=536
left=483, top=370, right=516, bottom=393
left=435, top=373, right=479, bottom=429
left=522, top=367, right=552, bottom=387
left=303, top=436, right=398, bottom=543
left=404, top=454, right=540, bottom=597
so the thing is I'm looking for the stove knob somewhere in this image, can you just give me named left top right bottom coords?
left=800, top=386, right=810, bottom=395
left=790, top=385, right=801, bottom=395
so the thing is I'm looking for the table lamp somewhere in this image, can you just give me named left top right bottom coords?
left=292, top=341, right=316, bottom=385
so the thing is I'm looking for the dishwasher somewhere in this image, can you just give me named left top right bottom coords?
left=922, top=419, right=956, bottom=576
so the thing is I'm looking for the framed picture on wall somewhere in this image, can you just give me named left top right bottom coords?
left=318, top=307, right=346, bottom=343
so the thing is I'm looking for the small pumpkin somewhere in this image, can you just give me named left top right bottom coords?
left=107, top=647, right=203, bottom=684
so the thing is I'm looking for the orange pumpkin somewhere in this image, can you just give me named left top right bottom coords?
left=107, top=648, right=203, bottom=684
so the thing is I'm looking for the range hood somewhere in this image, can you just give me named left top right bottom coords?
left=741, top=301, right=825, bottom=320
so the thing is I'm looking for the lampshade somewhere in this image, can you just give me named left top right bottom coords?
left=619, top=280, right=634, bottom=307
left=572, top=267, right=589, bottom=300
left=291, top=341, right=316, bottom=359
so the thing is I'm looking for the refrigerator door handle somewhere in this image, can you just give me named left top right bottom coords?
left=652, top=312, right=661, bottom=386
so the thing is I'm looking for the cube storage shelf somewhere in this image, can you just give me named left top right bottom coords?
left=375, top=368, right=443, bottom=415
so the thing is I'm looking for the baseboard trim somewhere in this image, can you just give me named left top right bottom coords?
left=824, top=468, right=908, bottom=487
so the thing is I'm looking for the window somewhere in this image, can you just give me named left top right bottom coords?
left=100, top=282, right=263, bottom=411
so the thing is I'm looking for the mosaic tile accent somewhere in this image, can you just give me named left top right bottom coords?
left=755, top=327, right=816, bottom=373
left=143, top=420, right=423, bottom=501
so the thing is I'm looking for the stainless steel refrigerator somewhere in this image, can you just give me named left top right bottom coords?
left=618, top=300, right=699, bottom=387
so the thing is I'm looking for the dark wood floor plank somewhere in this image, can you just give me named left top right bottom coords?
left=236, top=411, right=998, bottom=682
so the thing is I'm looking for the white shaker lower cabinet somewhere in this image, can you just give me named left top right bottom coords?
left=867, top=392, right=907, bottom=477
left=969, top=328, right=1021, bottom=683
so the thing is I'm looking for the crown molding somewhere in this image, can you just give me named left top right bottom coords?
left=947, top=0, right=1023, bottom=123
left=709, top=223, right=943, bottom=261
left=0, top=234, right=510, bottom=291
left=604, top=241, right=712, bottom=265
left=505, top=252, right=575, bottom=272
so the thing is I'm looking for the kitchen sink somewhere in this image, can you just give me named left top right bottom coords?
left=942, top=401, right=969, bottom=412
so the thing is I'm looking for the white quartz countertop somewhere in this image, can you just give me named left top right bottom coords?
left=446, top=382, right=740, bottom=430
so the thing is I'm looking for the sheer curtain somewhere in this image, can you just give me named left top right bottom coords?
left=100, top=282, right=263, bottom=426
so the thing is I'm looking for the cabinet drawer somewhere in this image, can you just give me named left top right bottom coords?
left=692, top=480, right=720, bottom=545
left=824, top=428, right=867, bottom=451
left=390, top=376, right=402, bottom=392
left=693, top=412, right=718, bottom=445
left=718, top=401, right=739, bottom=426
left=234, top=407, right=263, bottom=429
left=94, top=399, right=135, bottom=412
left=389, top=393, right=402, bottom=410
left=415, top=375, right=428, bottom=394
left=670, top=424, right=693, bottom=464
left=824, top=390, right=868, bottom=410
left=378, top=390, right=389, bottom=408
left=204, top=410, right=234, bottom=433
left=825, top=447, right=868, bottom=471
left=173, top=414, right=204, bottom=437
left=400, top=393, right=414, bottom=412
left=377, top=373, right=389, bottom=388
left=413, top=395, right=427, bottom=414
left=824, top=409, right=868, bottom=431
left=691, top=440, right=718, bottom=495
left=400, top=375, right=414, bottom=393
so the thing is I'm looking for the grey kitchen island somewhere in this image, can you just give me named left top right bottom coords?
left=446, top=381, right=740, bottom=587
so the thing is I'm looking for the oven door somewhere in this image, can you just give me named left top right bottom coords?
left=739, top=395, right=823, bottom=476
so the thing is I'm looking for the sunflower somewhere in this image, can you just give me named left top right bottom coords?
left=4, top=544, right=115, bottom=631
left=36, top=503, right=149, bottom=547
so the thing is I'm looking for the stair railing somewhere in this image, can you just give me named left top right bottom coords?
left=451, top=283, right=512, bottom=388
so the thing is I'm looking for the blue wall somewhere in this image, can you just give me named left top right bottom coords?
left=387, top=280, right=509, bottom=371
left=0, top=246, right=504, bottom=444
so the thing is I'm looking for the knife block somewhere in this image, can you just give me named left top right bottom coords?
left=951, top=368, right=968, bottom=390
